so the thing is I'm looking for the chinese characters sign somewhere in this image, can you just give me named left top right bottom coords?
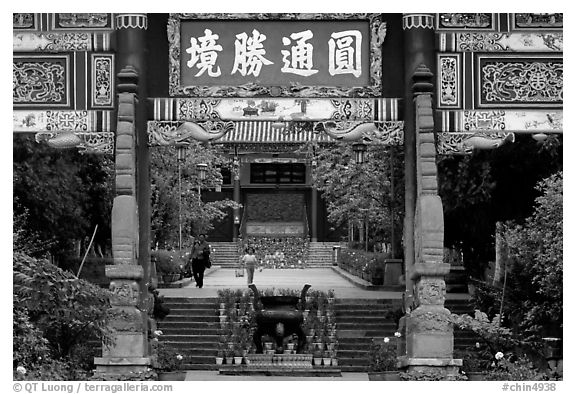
left=169, top=14, right=385, bottom=97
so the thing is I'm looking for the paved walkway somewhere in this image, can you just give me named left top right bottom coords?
left=160, top=267, right=470, bottom=301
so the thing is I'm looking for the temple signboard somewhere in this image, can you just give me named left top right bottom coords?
left=168, top=13, right=386, bottom=97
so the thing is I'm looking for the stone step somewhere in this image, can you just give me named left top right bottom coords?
left=159, top=327, right=220, bottom=336
left=162, top=308, right=218, bottom=316
left=160, top=341, right=219, bottom=350
left=159, top=321, right=220, bottom=329
left=340, top=365, right=368, bottom=372
left=183, top=364, right=219, bottom=371
left=160, top=334, right=220, bottom=342
left=335, top=310, right=399, bottom=317
left=336, top=316, right=397, bottom=324
left=163, top=297, right=217, bottom=303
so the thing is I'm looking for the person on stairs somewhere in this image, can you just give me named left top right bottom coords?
left=191, top=233, right=211, bottom=288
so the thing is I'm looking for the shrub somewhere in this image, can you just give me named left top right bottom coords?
left=151, top=250, right=184, bottom=275
left=368, top=337, right=398, bottom=371
left=13, top=252, right=112, bottom=359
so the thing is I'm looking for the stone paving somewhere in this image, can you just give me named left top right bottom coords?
left=159, top=267, right=470, bottom=300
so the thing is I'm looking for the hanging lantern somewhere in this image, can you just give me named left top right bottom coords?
left=352, top=141, right=367, bottom=164
left=176, top=142, right=189, bottom=161
left=196, top=163, right=208, bottom=180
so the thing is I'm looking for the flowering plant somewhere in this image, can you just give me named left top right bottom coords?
left=368, top=336, right=398, bottom=371
left=154, top=342, right=185, bottom=372
left=485, top=352, right=546, bottom=381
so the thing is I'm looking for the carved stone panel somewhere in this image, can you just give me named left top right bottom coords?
left=436, top=13, right=495, bottom=30
left=438, top=54, right=461, bottom=108
left=416, top=277, right=446, bottom=306
left=91, top=54, right=114, bottom=108
left=13, top=13, right=38, bottom=30
left=477, top=55, right=563, bottom=108
left=53, top=13, right=113, bottom=30
left=13, top=55, right=70, bottom=107
left=512, top=13, right=563, bottom=30
left=109, top=280, right=140, bottom=306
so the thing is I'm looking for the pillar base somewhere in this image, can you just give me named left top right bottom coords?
left=94, top=356, right=152, bottom=376
left=398, top=356, right=462, bottom=376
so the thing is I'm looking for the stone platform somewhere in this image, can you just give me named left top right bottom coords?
left=218, top=366, right=342, bottom=377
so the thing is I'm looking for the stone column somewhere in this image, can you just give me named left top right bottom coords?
left=397, top=65, right=461, bottom=377
left=115, top=13, right=151, bottom=286
left=310, top=188, right=318, bottom=242
left=402, top=13, right=436, bottom=297
left=232, top=156, right=241, bottom=241
left=94, top=67, right=151, bottom=376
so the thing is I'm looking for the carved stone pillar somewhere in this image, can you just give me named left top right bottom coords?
left=94, top=66, right=151, bottom=376
left=397, top=65, right=461, bottom=376
left=402, top=13, right=436, bottom=297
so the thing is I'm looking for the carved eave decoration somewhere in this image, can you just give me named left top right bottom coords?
left=168, top=13, right=386, bottom=98
left=436, top=131, right=515, bottom=155
left=35, top=131, right=115, bottom=154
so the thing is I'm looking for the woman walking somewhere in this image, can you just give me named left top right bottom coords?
left=191, top=234, right=211, bottom=288
left=241, top=247, right=258, bottom=285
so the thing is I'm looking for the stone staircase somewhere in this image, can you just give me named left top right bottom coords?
left=157, top=297, right=220, bottom=370
left=210, top=242, right=240, bottom=268
left=335, top=298, right=475, bottom=372
left=306, top=242, right=344, bottom=267
left=157, top=296, right=475, bottom=372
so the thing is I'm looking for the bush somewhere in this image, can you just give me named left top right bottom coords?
left=368, top=337, right=398, bottom=371
left=151, top=250, right=184, bottom=275
left=503, top=172, right=562, bottom=338
left=13, top=252, right=112, bottom=359
left=337, top=249, right=386, bottom=284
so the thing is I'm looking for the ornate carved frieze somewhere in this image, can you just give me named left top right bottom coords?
left=13, top=56, right=69, bottom=106
left=439, top=110, right=563, bottom=133
left=478, top=56, right=563, bottom=108
left=13, top=13, right=38, bottom=30
left=148, top=120, right=235, bottom=145
left=14, top=110, right=112, bottom=133
left=115, top=14, right=148, bottom=30
left=512, top=13, right=563, bottom=29
left=456, top=32, right=563, bottom=52
left=436, top=13, right=494, bottom=30
left=53, top=13, right=112, bottom=29
left=316, top=120, right=404, bottom=145
left=464, top=110, right=506, bottom=131
left=152, top=97, right=401, bottom=122
left=92, top=54, right=114, bottom=108
left=13, top=32, right=91, bottom=52
left=403, top=14, right=434, bottom=30
left=438, top=54, right=460, bottom=108
left=436, top=131, right=515, bottom=155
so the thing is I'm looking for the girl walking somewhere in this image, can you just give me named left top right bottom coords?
left=240, top=247, right=258, bottom=285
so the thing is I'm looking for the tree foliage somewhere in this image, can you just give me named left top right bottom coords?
left=150, top=142, right=240, bottom=248
left=438, top=135, right=562, bottom=277
left=307, top=141, right=404, bottom=250
left=13, top=134, right=113, bottom=259
left=503, top=171, right=563, bottom=337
